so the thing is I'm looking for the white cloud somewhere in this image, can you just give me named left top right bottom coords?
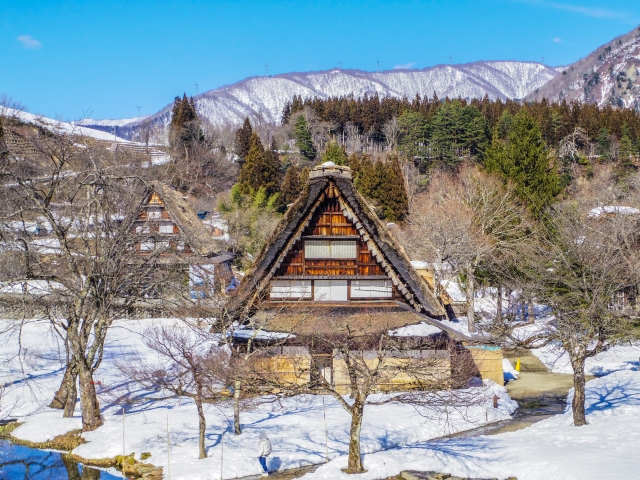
left=17, top=35, right=42, bottom=49
left=512, top=0, right=627, bottom=20
left=553, top=37, right=562, bottom=43
left=393, top=62, right=415, bottom=70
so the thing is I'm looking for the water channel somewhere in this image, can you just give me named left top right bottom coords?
left=0, top=439, right=119, bottom=480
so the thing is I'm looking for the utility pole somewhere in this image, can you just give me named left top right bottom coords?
left=339, top=61, right=342, bottom=69
left=377, top=60, right=380, bottom=72
left=265, top=64, right=269, bottom=76
left=542, top=56, right=545, bottom=65
left=136, top=105, right=141, bottom=116
left=195, top=83, right=199, bottom=95
left=449, top=56, right=452, bottom=65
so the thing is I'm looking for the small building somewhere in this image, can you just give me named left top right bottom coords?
left=134, top=183, right=235, bottom=295
left=232, top=163, right=503, bottom=392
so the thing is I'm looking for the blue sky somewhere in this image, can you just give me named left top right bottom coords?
left=2, top=0, right=639, bottom=120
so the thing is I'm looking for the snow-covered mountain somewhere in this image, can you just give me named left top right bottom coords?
left=85, top=61, right=558, bottom=140
left=526, top=26, right=640, bottom=108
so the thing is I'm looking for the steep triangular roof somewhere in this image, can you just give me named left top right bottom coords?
left=234, top=164, right=447, bottom=319
left=146, top=183, right=226, bottom=257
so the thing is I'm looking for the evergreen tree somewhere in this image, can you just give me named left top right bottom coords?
left=398, top=111, right=429, bottom=161
left=281, top=102, right=291, bottom=125
left=238, top=133, right=265, bottom=194
left=294, top=115, right=316, bottom=161
left=261, top=137, right=282, bottom=196
left=234, top=118, right=253, bottom=163
left=619, top=123, right=636, bottom=160
left=280, top=165, right=302, bottom=205
left=495, top=110, right=513, bottom=140
left=460, top=105, right=490, bottom=158
left=169, top=93, right=202, bottom=149
left=320, top=141, right=348, bottom=165
left=381, top=156, right=409, bottom=221
left=238, top=133, right=281, bottom=197
left=484, top=109, right=562, bottom=217
left=597, top=127, right=611, bottom=159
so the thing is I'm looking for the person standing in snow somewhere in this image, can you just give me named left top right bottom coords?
left=258, top=432, right=272, bottom=476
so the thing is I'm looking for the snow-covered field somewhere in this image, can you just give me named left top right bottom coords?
left=2, top=317, right=639, bottom=480
left=306, top=369, right=640, bottom=480
left=0, top=319, right=514, bottom=479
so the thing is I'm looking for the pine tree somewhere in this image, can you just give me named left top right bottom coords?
left=281, top=102, right=291, bottom=125
left=234, top=118, right=253, bottom=163
left=280, top=165, right=302, bottom=205
left=381, top=156, right=409, bottom=221
left=238, top=133, right=281, bottom=197
left=618, top=123, right=637, bottom=174
left=294, top=115, right=316, bottom=161
left=398, top=111, right=429, bottom=161
left=597, top=127, right=611, bottom=159
left=484, top=109, right=562, bottom=217
left=320, top=141, right=347, bottom=165
left=238, top=133, right=265, bottom=194
left=169, top=94, right=202, bottom=150
left=261, top=137, right=282, bottom=197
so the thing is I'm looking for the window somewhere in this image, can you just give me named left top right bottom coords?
left=140, top=239, right=154, bottom=251
left=314, top=280, right=348, bottom=301
left=148, top=207, right=161, bottom=219
left=270, top=280, right=312, bottom=299
left=159, top=223, right=175, bottom=234
left=136, top=225, right=150, bottom=234
left=351, top=279, right=393, bottom=298
left=305, top=240, right=356, bottom=259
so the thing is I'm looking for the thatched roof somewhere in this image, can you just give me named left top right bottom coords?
left=249, top=303, right=465, bottom=339
left=148, top=183, right=227, bottom=257
left=0, top=124, right=45, bottom=161
left=234, top=163, right=448, bottom=321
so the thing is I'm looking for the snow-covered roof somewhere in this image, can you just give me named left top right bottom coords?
left=389, top=322, right=442, bottom=337
left=588, top=205, right=640, bottom=218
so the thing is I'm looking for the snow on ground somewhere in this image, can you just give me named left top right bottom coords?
left=0, top=318, right=515, bottom=479
left=303, top=369, right=640, bottom=480
left=532, top=342, right=640, bottom=376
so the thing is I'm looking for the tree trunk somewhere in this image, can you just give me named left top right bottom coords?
left=496, top=285, right=502, bottom=321
left=62, top=455, right=81, bottom=480
left=466, top=265, right=476, bottom=334
left=346, top=395, right=365, bottom=473
left=81, top=465, right=101, bottom=480
left=50, top=362, right=78, bottom=417
left=528, top=298, right=535, bottom=324
left=571, top=356, right=587, bottom=426
left=196, top=397, right=207, bottom=459
left=233, top=379, right=242, bottom=435
left=77, top=360, right=103, bottom=431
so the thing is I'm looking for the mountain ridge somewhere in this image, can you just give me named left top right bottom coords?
left=526, top=25, right=640, bottom=108
left=80, top=61, right=558, bottom=140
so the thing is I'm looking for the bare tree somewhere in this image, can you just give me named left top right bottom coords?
left=382, top=116, right=400, bottom=153
left=241, top=310, right=484, bottom=473
left=0, top=123, right=164, bottom=431
left=122, top=323, right=231, bottom=458
left=498, top=197, right=639, bottom=426
left=401, top=166, right=532, bottom=332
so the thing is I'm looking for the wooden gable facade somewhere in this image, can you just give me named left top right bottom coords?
left=133, top=184, right=235, bottom=291
left=235, top=163, right=446, bottom=318
left=135, top=190, right=193, bottom=255
left=269, top=189, right=402, bottom=303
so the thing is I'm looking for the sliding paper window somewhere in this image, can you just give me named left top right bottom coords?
left=351, top=279, right=393, bottom=298
left=270, top=280, right=312, bottom=299
left=305, top=240, right=356, bottom=259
